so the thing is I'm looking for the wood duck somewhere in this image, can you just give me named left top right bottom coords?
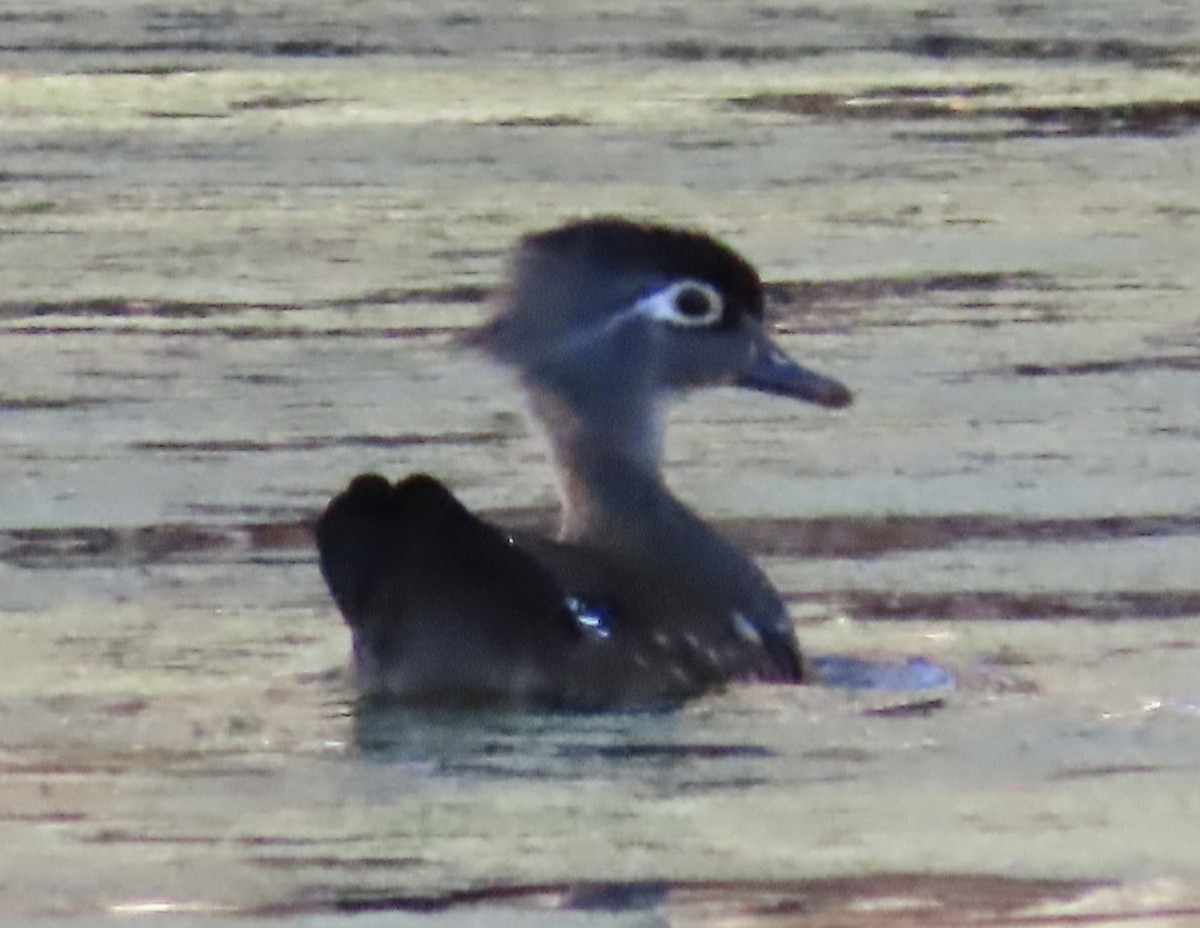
left=316, top=218, right=852, bottom=709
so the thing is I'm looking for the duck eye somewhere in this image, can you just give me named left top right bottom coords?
left=674, top=284, right=718, bottom=320
left=635, top=279, right=725, bottom=328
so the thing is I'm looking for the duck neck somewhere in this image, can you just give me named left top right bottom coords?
left=525, top=378, right=791, bottom=640
left=524, top=382, right=667, bottom=545
left=524, top=381, right=754, bottom=579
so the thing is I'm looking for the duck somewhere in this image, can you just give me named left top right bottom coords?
left=316, top=217, right=851, bottom=709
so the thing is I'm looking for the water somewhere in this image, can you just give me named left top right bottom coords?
left=2, top=0, right=1200, bottom=923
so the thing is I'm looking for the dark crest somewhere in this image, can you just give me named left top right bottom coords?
left=520, top=217, right=765, bottom=320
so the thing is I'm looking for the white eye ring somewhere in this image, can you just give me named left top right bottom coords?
left=634, top=280, right=725, bottom=328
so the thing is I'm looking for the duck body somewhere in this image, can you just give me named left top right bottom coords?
left=316, top=218, right=851, bottom=709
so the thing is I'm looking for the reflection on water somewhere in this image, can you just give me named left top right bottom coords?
left=807, top=654, right=955, bottom=691
left=351, top=702, right=775, bottom=790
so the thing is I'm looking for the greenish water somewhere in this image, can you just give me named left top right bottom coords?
left=2, top=1, right=1200, bottom=923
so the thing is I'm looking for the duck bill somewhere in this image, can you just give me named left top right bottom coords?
left=737, top=339, right=852, bottom=408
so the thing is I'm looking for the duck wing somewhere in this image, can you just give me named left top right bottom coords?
left=316, top=473, right=581, bottom=706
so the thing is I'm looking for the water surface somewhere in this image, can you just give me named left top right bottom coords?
left=2, top=0, right=1200, bottom=923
